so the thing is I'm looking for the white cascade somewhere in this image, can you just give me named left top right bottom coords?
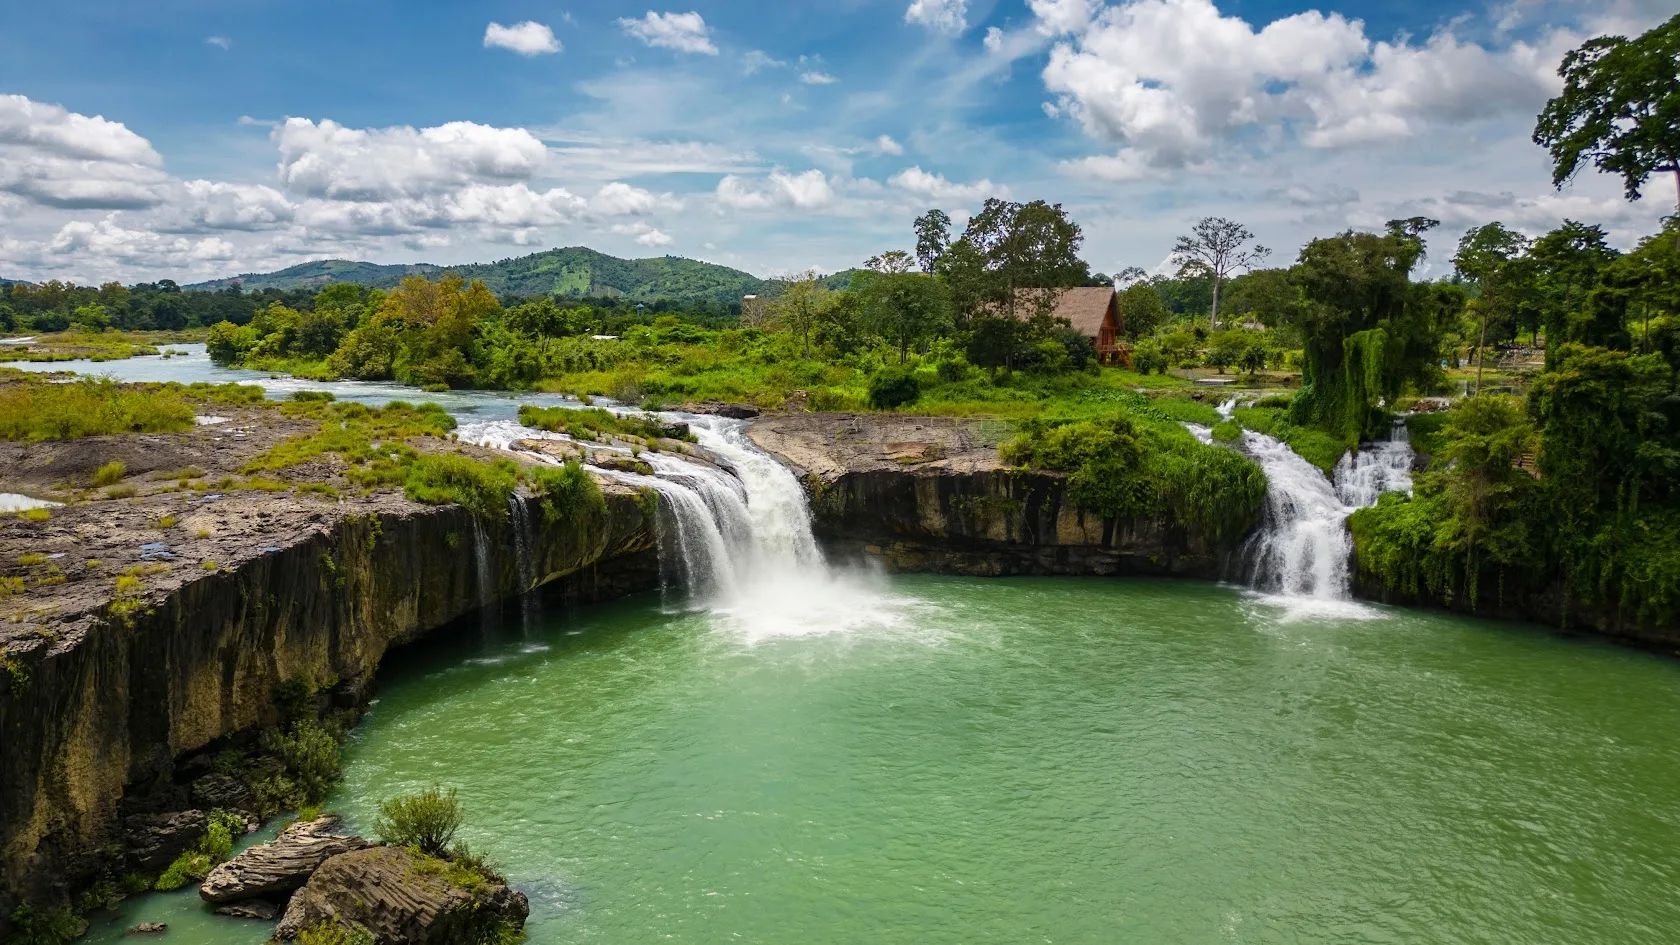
left=470, top=517, right=494, bottom=607
left=454, top=413, right=904, bottom=640
left=1238, top=423, right=1415, bottom=609
left=1333, top=421, right=1414, bottom=508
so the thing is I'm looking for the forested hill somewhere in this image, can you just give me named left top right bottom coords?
left=188, top=247, right=772, bottom=307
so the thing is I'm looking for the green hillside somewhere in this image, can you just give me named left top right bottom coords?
left=189, top=247, right=774, bottom=307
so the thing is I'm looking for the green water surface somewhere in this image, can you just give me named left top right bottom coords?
left=86, top=577, right=1680, bottom=943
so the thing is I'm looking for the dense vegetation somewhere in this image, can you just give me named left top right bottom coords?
left=1349, top=14, right=1680, bottom=629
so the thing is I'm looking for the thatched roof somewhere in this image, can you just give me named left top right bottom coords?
left=996, top=287, right=1116, bottom=338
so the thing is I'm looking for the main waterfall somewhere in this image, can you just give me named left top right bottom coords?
left=457, top=411, right=905, bottom=641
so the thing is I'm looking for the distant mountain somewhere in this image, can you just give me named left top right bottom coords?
left=0, top=277, right=26, bottom=287
left=188, top=247, right=775, bottom=307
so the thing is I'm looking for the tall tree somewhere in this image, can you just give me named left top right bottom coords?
left=913, top=209, right=952, bottom=273
left=1534, top=13, right=1680, bottom=211
left=1171, top=217, right=1270, bottom=329
left=857, top=271, right=952, bottom=364
left=865, top=250, right=915, bottom=274
left=768, top=271, right=829, bottom=359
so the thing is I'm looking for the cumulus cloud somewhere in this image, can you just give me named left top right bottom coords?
left=1039, top=0, right=1559, bottom=172
left=484, top=21, right=561, bottom=56
left=905, top=0, right=968, bottom=34
left=617, top=11, right=718, bottom=55
left=0, top=93, right=168, bottom=209
left=876, top=135, right=904, bottom=156
left=590, top=181, right=680, bottom=215
left=612, top=222, right=674, bottom=246
left=275, top=118, right=549, bottom=201
left=45, top=216, right=238, bottom=270
left=888, top=166, right=1007, bottom=201
left=800, top=71, right=838, bottom=85
left=161, top=180, right=295, bottom=232
left=715, top=169, right=834, bottom=210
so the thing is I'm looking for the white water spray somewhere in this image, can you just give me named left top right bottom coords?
left=1334, top=422, right=1414, bottom=508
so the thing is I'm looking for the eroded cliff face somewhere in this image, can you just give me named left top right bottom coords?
left=749, top=414, right=1236, bottom=577
left=0, top=490, right=657, bottom=918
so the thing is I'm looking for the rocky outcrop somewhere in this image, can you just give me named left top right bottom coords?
left=751, top=414, right=1239, bottom=577
left=123, top=810, right=207, bottom=873
left=273, top=846, right=529, bottom=945
left=200, top=815, right=369, bottom=905
left=0, top=489, right=657, bottom=922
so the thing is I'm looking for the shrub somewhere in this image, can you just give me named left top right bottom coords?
left=104, top=485, right=137, bottom=499
left=6, top=902, right=82, bottom=945
left=297, top=923, right=375, bottom=945
left=0, top=378, right=195, bottom=440
left=529, top=461, right=606, bottom=540
left=157, top=515, right=177, bottom=529
left=403, top=454, right=519, bottom=522
left=16, top=553, right=46, bottom=566
left=867, top=367, right=920, bottom=409
left=375, top=786, right=463, bottom=856
left=19, top=508, right=50, bottom=521
left=91, top=461, right=127, bottom=486
left=251, top=719, right=343, bottom=815
left=154, top=810, right=243, bottom=890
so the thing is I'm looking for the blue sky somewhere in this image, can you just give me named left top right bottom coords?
left=0, top=0, right=1672, bottom=284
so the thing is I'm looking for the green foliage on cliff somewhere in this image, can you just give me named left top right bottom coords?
left=1001, top=408, right=1266, bottom=546
left=297, top=923, right=377, bottom=945
left=153, top=810, right=245, bottom=891
left=518, top=404, right=690, bottom=443
left=529, top=461, right=607, bottom=542
left=403, top=454, right=521, bottom=523
left=6, top=902, right=81, bottom=945
left=1353, top=342, right=1680, bottom=626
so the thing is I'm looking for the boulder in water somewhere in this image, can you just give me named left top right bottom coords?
left=198, top=815, right=369, bottom=904
left=273, top=845, right=529, bottom=944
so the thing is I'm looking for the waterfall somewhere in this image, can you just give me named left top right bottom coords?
left=509, top=495, right=539, bottom=626
left=454, top=413, right=905, bottom=640
left=1334, top=421, right=1413, bottom=508
left=1237, top=424, right=1415, bottom=609
left=470, top=518, right=494, bottom=608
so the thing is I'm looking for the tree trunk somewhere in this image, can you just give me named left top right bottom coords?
left=1210, top=275, right=1221, bottom=331
left=1474, top=307, right=1488, bottom=396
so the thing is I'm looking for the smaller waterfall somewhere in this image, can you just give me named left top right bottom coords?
left=1239, top=431, right=1356, bottom=601
left=509, top=495, right=539, bottom=626
left=1334, top=421, right=1413, bottom=508
left=470, top=518, right=494, bottom=608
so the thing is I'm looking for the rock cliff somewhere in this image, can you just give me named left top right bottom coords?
left=749, top=414, right=1239, bottom=577
left=0, top=486, right=657, bottom=923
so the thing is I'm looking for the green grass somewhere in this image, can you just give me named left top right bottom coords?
left=518, top=405, right=691, bottom=443
left=1229, top=406, right=1353, bottom=472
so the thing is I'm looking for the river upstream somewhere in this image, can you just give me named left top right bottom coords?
left=30, top=348, right=1680, bottom=943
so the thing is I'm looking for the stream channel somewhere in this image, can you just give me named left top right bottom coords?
left=20, top=347, right=1680, bottom=944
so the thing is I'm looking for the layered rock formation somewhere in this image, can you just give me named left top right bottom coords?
left=200, top=815, right=369, bottom=908
left=273, top=846, right=529, bottom=944
left=750, top=414, right=1239, bottom=577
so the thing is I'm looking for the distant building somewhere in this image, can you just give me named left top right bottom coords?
left=998, top=287, right=1129, bottom=365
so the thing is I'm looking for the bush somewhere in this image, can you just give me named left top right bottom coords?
left=529, top=461, right=606, bottom=539
left=0, top=378, right=195, bottom=440
left=867, top=367, right=920, bottom=409
left=92, top=461, right=127, bottom=486
left=297, top=922, right=376, bottom=945
left=375, top=786, right=463, bottom=856
left=6, top=903, right=82, bottom=945
left=403, top=454, right=520, bottom=522
left=154, top=810, right=244, bottom=890
left=251, top=719, right=343, bottom=816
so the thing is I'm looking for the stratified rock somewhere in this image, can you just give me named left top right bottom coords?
left=125, top=810, right=207, bottom=871
left=683, top=401, right=760, bottom=419
left=190, top=772, right=253, bottom=811
left=215, top=899, right=279, bottom=920
left=198, top=816, right=369, bottom=904
left=126, top=923, right=167, bottom=934
left=273, top=846, right=529, bottom=945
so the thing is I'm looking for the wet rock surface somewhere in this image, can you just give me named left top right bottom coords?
left=274, top=846, right=530, bottom=945
left=199, top=815, right=370, bottom=904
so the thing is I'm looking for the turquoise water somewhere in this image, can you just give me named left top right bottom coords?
left=84, top=576, right=1680, bottom=944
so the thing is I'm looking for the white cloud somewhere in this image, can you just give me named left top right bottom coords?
left=162, top=180, right=295, bottom=232
left=904, top=0, right=968, bottom=35
left=617, top=11, right=719, bottom=55
left=45, top=216, right=239, bottom=270
left=0, top=93, right=168, bottom=209
left=205, top=35, right=231, bottom=50
left=888, top=165, right=1007, bottom=201
left=800, top=71, right=838, bottom=85
left=983, top=27, right=1006, bottom=52
left=716, top=169, right=834, bottom=210
left=742, top=50, right=786, bottom=74
left=612, top=222, right=674, bottom=246
left=1040, top=0, right=1560, bottom=171
left=484, top=21, right=561, bottom=56
left=590, top=181, right=680, bottom=215
left=275, top=118, right=549, bottom=201
left=876, top=135, right=904, bottom=156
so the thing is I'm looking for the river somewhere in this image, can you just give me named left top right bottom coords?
left=40, top=347, right=1680, bottom=943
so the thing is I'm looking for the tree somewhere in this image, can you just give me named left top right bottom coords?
left=1116, top=281, right=1169, bottom=339
left=1454, top=222, right=1533, bottom=393
left=1171, top=217, right=1270, bottom=329
left=1534, top=14, right=1680, bottom=211
left=768, top=271, right=829, bottom=358
left=865, top=250, right=915, bottom=273
left=858, top=271, right=952, bottom=363
left=505, top=297, right=570, bottom=359
left=913, top=209, right=952, bottom=273
left=954, top=198, right=1091, bottom=319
